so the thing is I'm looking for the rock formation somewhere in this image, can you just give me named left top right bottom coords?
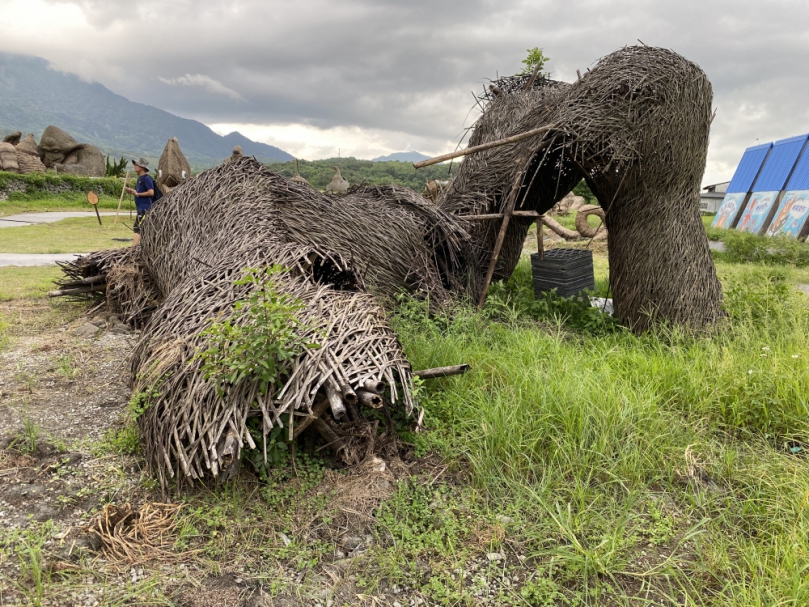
left=3, top=132, right=21, bottom=146
left=156, top=137, right=191, bottom=194
left=325, top=166, right=349, bottom=194
left=38, top=125, right=105, bottom=176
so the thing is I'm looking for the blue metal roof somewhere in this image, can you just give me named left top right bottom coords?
left=786, top=139, right=809, bottom=190
left=752, top=134, right=809, bottom=192
left=727, top=143, right=772, bottom=193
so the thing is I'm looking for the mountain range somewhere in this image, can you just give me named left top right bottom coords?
left=371, top=151, right=431, bottom=162
left=0, top=52, right=293, bottom=168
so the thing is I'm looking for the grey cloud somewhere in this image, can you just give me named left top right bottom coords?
left=16, top=0, right=809, bottom=178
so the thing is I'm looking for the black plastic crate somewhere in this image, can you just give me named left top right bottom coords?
left=531, top=249, right=595, bottom=298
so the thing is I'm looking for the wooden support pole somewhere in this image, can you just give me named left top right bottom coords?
left=113, top=171, right=129, bottom=227
left=477, top=158, right=526, bottom=309
left=536, top=216, right=544, bottom=260
left=413, top=125, right=556, bottom=169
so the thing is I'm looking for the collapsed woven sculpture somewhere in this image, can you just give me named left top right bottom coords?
left=58, top=46, right=724, bottom=486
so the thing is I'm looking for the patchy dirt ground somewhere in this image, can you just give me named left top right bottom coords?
left=0, top=300, right=528, bottom=607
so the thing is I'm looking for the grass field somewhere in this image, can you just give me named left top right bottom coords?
left=0, top=195, right=128, bottom=217
left=0, top=216, right=132, bottom=253
left=1, top=205, right=809, bottom=604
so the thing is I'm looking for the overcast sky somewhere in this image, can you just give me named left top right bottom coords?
left=3, top=0, right=809, bottom=184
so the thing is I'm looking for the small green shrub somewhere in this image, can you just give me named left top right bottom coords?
left=196, top=265, right=321, bottom=397
left=104, top=154, right=128, bottom=178
left=0, top=170, right=130, bottom=200
left=712, top=230, right=809, bottom=267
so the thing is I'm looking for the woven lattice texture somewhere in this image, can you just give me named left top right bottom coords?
left=56, top=45, right=726, bottom=487
left=440, top=45, right=723, bottom=330
left=61, top=158, right=468, bottom=486
left=15, top=134, right=39, bottom=156
left=157, top=137, right=191, bottom=193
left=15, top=151, right=46, bottom=174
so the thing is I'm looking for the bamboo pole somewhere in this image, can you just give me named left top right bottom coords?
left=413, top=125, right=556, bottom=169
left=113, top=171, right=130, bottom=227
left=412, top=364, right=471, bottom=379
left=477, top=158, right=526, bottom=308
left=460, top=211, right=539, bottom=220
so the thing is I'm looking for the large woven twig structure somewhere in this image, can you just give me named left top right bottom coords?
left=441, top=45, right=723, bottom=330
left=61, top=158, right=469, bottom=486
left=58, top=45, right=723, bottom=485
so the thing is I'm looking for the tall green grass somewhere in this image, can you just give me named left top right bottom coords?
left=392, top=258, right=809, bottom=604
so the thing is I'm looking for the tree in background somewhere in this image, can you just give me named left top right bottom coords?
left=521, top=47, right=550, bottom=76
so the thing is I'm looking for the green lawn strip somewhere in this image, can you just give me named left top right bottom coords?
left=0, top=265, right=64, bottom=301
left=1, top=195, right=130, bottom=217
left=0, top=216, right=132, bottom=253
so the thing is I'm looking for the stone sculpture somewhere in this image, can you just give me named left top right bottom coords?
left=38, top=125, right=105, bottom=176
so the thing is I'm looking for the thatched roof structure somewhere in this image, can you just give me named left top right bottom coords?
left=156, top=137, right=191, bottom=194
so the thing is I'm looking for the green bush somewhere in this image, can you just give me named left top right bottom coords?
left=0, top=170, right=130, bottom=201
left=710, top=229, right=809, bottom=267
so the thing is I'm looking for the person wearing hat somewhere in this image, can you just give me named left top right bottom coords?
left=124, top=157, right=155, bottom=245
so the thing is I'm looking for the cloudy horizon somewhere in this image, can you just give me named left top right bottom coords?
left=3, top=0, right=809, bottom=184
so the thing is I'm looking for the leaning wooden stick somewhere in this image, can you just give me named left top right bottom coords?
left=413, top=125, right=556, bottom=169
left=113, top=170, right=130, bottom=227
left=412, top=364, right=471, bottom=379
left=477, top=158, right=527, bottom=308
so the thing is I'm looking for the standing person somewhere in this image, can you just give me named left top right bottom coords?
left=124, top=157, right=154, bottom=245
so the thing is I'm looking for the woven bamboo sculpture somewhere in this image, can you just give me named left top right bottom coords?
left=57, top=46, right=723, bottom=485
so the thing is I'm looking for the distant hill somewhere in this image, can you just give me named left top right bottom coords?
left=0, top=52, right=293, bottom=169
left=266, top=157, right=455, bottom=191
left=372, top=151, right=431, bottom=162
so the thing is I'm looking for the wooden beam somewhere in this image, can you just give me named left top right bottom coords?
left=413, top=125, right=556, bottom=169
left=412, top=364, right=471, bottom=379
